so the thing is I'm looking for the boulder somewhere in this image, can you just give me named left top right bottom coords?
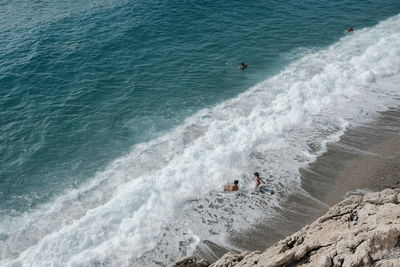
left=168, top=256, right=209, bottom=267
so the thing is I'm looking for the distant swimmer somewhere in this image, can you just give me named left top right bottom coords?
left=253, top=172, right=265, bottom=188
left=224, top=180, right=239, bottom=191
left=347, top=27, right=354, bottom=33
left=238, top=62, right=248, bottom=70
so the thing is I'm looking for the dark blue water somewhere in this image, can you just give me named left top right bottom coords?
left=1, top=0, right=400, bottom=212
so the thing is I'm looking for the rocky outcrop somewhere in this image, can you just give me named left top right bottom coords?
left=211, top=188, right=400, bottom=267
left=169, top=256, right=209, bottom=267
left=170, top=188, right=400, bottom=267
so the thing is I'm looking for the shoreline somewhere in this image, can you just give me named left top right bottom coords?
left=302, top=107, right=400, bottom=205
left=192, top=107, right=400, bottom=264
left=207, top=188, right=400, bottom=266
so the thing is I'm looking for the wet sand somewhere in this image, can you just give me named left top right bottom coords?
left=302, top=107, right=400, bottom=205
left=195, top=108, right=400, bottom=262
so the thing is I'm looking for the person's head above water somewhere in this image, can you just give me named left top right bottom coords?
left=224, top=180, right=239, bottom=191
left=238, top=62, right=248, bottom=70
left=253, top=172, right=260, bottom=178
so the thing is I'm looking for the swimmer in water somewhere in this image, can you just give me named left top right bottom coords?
left=347, top=27, right=353, bottom=33
left=224, top=180, right=239, bottom=191
left=238, top=62, right=248, bottom=70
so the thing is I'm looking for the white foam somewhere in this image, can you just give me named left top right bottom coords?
left=2, top=14, right=400, bottom=267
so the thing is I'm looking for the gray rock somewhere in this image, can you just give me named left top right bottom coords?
left=168, top=256, right=209, bottom=267
left=209, top=189, right=400, bottom=267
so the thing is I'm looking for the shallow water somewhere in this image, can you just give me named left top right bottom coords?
left=1, top=1, right=400, bottom=266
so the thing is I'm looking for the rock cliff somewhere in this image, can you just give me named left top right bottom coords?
left=169, top=188, right=400, bottom=267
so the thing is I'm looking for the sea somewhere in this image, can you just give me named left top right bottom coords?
left=1, top=0, right=400, bottom=266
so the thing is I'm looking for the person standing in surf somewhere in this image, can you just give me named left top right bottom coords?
left=253, top=172, right=265, bottom=188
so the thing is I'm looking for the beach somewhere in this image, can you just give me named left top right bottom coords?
left=192, top=107, right=400, bottom=263
left=303, top=108, right=400, bottom=204
left=204, top=188, right=400, bottom=267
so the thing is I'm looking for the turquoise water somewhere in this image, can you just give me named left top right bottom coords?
left=2, top=0, right=399, bottom=213
left=1, top=0, right=400, bottom=265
